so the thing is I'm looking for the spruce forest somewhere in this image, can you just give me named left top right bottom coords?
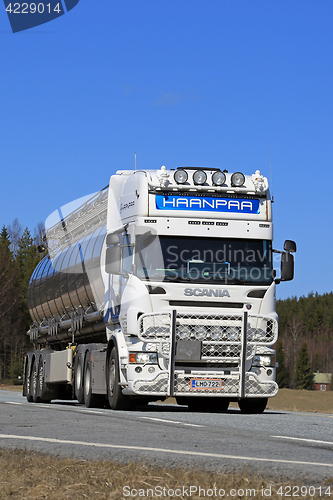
left=0, top=218, right=332, bottom=389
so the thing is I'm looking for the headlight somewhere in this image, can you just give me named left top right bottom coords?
left=231, top=172, right=245, bottom=187
left=129, top=353, right=158, bottom=364
left=225, top=326, right=240, bottom=341
left=193, top=170, right=207, bottom=185
left=252, top=355, right=275, bottom=367
left=178, top=325, right=191, bottom=340
left=174, top=169, right=188, bottom=184
left=212, top=171, right=226, bottom=186
left=193, top=325, right=206, bottom=340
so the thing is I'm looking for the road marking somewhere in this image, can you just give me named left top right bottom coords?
left=6, top=402, right=24, bottom=405
left=272, top=435, right=333, bottom=446
left=0, top=434, right=332, bottom=468
left=139, top=416, right=203, bottom=427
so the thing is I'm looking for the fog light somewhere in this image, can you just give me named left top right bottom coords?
left=174, top=169, right=188, bottom=184
left=178, top=325, right=191, bottom=340
left=193, top=170, right=207, bottom=185
left=212, top=171, right=226, bottom=186
left=193, top=325, right=206, bottom=340
left=231, top=172, right=245, bottom=187
left=135, top=366, right=142, bottom=373
left=148, top=366, right=155, bottom=373
left=266, top=369, right=273, bottom=376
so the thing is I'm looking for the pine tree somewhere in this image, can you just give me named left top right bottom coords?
left=276, top=341, right=289, bottom=388
left=16, top=228, right=39, bottom=298
left=0, top=226, right=12, bottom=256
left=295, top=342, right=313, bottom=390
left=15, top=228, right=41, bottom=332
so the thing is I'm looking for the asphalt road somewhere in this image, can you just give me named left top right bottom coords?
left=0, top=390, right=332, bottom=483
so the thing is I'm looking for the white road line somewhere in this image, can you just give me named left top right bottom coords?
left=139, top=416, right=203, bottom=427
left=6, top=402, right=24, bottom=405
left=0, top=434, right=332, bottom=468
left=272, top=435, right=333, bottom=446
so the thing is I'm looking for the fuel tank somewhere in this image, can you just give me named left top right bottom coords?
left=27, top=224, right=106, bottom=323
left=27, top=188, right=108, bottom=324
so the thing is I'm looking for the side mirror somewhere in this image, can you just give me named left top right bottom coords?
left=105, top=246, right=121, bottom=274
left=284, top=240, right=297, bottom=253
left=281, top=252, right=294, bottom=281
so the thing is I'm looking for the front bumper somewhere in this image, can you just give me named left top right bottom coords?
left=127, top=310, right=278, bottom=399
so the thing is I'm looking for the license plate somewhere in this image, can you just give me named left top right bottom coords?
left=190, top=378, right=222, bottom=390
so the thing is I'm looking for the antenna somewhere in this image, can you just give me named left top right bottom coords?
left=135, top=152, right=137, bottom=171
left=269, top=141, right=274, bottom=203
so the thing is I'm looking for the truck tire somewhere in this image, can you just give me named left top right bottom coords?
left=37, top=357, right=52, bottom=403
left=31, top=357, right=40, bottom=403
left=238, top=397, right=267, bottom=414
left=107, top=347, right=132, bottom=410
left=83, top=355, right=104, bottom=408
left=74, top=351, right=85, bottom=404
left=25, top=358, right=33, bottom=402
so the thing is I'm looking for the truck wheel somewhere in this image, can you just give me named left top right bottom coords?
left=107, top=347, right=132, bottom=410
left=25, top=359, right=33, bottom=402
left=83, top=355, right=103, bottom=408
left=74, top=351, right=84, bottom=404
left=238, top=397, right=268, bottom=414
left=37, top=357, right=52, bottom=403
left=31, top=357, right=40, bottom=403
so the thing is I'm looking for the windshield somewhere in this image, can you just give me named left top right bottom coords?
left=136, top=236, right=273, bottom=284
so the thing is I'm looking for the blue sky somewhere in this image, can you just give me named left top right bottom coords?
left=0, top=0, right=332, bottom=300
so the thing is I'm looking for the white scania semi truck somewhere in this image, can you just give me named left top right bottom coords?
left=23, top=166, right=296, bottom=413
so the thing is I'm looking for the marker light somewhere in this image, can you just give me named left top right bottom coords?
left=231, top=172, right=245, bottom=187
left=193, top=170, right=207, bottom=185
left=212, top=171, right=226, bottom=186
left=174, top=169, right=188, bottom=184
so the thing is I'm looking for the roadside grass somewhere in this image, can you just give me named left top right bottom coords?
left=0, top=449, right=331, bottom=499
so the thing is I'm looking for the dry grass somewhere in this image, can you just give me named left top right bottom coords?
left=0, top=449, right=331, bottom=500
left=266, top=388, right=333, bottom=413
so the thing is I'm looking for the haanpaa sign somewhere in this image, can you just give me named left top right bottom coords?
left=155, top=195, right=260, bottom=214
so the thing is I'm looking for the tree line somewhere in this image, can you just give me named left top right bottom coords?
left=0, top=219, right=42, bottom=382
left=276, top=293, right=333, bottom=389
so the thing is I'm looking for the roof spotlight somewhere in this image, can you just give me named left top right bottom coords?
left=193, top=170, right=207, bottom=185
left=174, top=169, right=188, bottom=184
left=212, top=171, right=226, bottom=186
left=231, top=172, right=245, bottom=187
